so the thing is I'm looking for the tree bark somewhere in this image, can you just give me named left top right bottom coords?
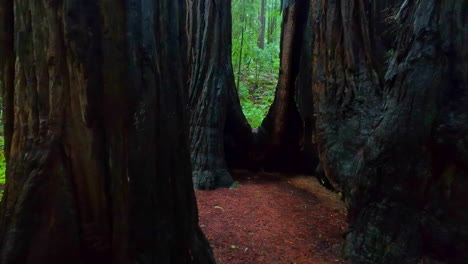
left=236, top=0, right=247, bottom=89
left=188, top=0, right=252, bottom=189
left=295, top=0, right=319, bottom=175
left=253, top=0, right=312, bottom=172
left=0, top=1, right=215, bottom=263
left=310, top=0, right=468, bottom=263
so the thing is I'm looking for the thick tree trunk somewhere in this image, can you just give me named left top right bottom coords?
left=253, top=0, right=312, bottom=172
left=188, top=0, right=251, bottom=189
left=310, top=0, right=467, bottom=263
left=0, top=1, right=215, bottom=263
left=295, top=0, right=318, bottom=175
left=311, top=0, right=384, bottom=192
left=187, top=0, right=323, bottom=184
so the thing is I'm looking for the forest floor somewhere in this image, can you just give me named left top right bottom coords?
left=196, top=170, right=349, bottom=264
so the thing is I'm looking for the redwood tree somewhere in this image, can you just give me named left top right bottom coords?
left=187, top=0, right=251, bottom=190
left=309, top=0, right=468, bottom=263
left=188, top=0, right=318, bottom=184
left=253, top=0, right=313, bottom=172
left=0, top=1, right=214, bottom=263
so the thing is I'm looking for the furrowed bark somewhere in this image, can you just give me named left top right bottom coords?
left=310, top=0, right=468, bottom=263
left=0, top=1, right=215, bottom=263
left=345, top=1, right=468, bottom=262
left=311, top=0, right=384, bottom=193
left=254, top=0, right=311, bottom=172
left=188, top=0, right=320, bottom=182
left=295, top=0, right=319, bottom=175
left=127, top=1, right=214, bottom=262
left=188, top=0, right=251, bottom=189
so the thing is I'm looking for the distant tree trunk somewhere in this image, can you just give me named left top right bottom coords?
left=0, top=1, right=215, bottom=263
left=253, top=0, right=312, bottom=172
left=187, top=0, right=251, bottom=189
left=257, top=0, right=266, bottom=49
left=267, top=0, right=279, bottom=44
left=236, top=0, right=247, bottom=89
left=310, top=0, right=468, bottom=263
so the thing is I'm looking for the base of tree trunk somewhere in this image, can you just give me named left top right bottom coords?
left=193, top=169, right=234, bottom=190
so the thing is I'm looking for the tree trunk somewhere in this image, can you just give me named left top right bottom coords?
left=310, top=0, right=468, bottom=263
left=295, top=0, right=319, bottom=175
left=267, top=0, right=279, bottom=44
left=0, top=1, right=215, bottom=263
left=257, top=0, right=266, bottom=49
left=187, top=0, right=251, bottom=189
left=0, top=0, right=14, bottom=161
left=253, top=0, right=312, bottom=172
left=236, top=0, right=247, bottom=89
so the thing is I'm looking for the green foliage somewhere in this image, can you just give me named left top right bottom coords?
left=237, top=74, right=276, bottom=127
left=0, top=136, right=5, bottom=201
left=0, top=138, right=5, bottom=181
left=232, top=0, right=281, bottom=127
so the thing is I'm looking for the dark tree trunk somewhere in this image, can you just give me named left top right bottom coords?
left=257, top=0, right=266, bottom=49
left=0, top=1, right=215, bottom=263
left=187, top=0, right=251, bottom=189
left=295, top=0, right=319, bottom=175
left=309, top=0, right=468, bottom=263
left=188, top=0, right=319, bottom=177
left=253, top=0, right=312, bottom=172
left=0, top=0, right=14, bottom=161
left=311, top=0, right=385, bottom=192
left=186, top=0, right=321, bottom=185
left=236, top=0, right=247, bottom=89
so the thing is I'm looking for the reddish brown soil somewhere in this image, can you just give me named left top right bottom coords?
left=196, top=170, right=349, bottom=264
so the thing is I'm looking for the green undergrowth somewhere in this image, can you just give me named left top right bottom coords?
left=238, top=72, right=276, bottom=128
left=232, top=0, right=282, bottom=128
left=0, top=136, right=5, bottom=200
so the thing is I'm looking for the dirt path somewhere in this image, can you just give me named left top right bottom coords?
left=196, top=170, right=349, bottom=264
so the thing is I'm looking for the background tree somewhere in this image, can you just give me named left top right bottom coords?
left=267, top=0, right=280, bottom=45
left=252, top=0, right=312, bottom=172
left=187, top=0, right=252, bottom=189
left=257, top=0, right=266, bottom=49
left=189, top=0, right=317, bottom=179
left=236, top=0, right=247, bottom=89
left=0, top=1, right=215, bottom=263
